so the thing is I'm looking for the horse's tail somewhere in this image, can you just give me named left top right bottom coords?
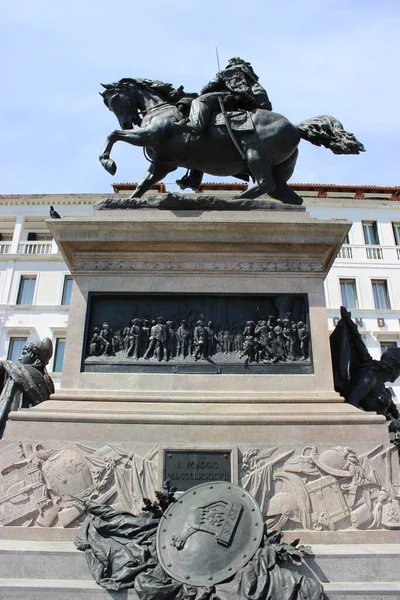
left=297, top=115, right=365, bottom=155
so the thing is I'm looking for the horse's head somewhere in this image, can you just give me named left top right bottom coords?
left=100, top=78, right=190, bottom=129
left=100, top=82, right=142, bottom=130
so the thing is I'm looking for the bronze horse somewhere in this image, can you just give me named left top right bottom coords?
left=99, top=78, right=364, bottom=204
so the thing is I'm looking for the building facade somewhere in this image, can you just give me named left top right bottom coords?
left=1, top=184, right=399, bottom=399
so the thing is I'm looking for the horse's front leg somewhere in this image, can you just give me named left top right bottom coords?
left=99, top=130, right=123, bottom=175
left=130, top=161, right=177, bottom=198
left=99, top=128, right=154, bottom=175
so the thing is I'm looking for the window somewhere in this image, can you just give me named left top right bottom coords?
left=7, top=337, right=27, bottom=362
left=61, top=276, right=73, bottom=305
left=53, top=338, right=66, bottom=372
left=340, top=279, right=358, bottom=308
left=16, top=276, right=36, bottom=305
left=343, top=233, right=350, bottom=244
left=380, top=341, right=398, bottom=355
left=393, top=223, right=400, bottom=246
left=372, top=280, right=391, bottom=309
left=363, top=221, right=379, bottom=245
left=0, top=233, right=12, bottom=254
left=26, top=232, right=52, bottom=241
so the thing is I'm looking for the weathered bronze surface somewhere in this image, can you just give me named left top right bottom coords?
left=0, top=338, right=54, bottom=437
left=99, top=58, right=364, bottom=204
left=84, top=293, right=311, bottom=373
left=330, top=306, right=400, bottom=447
left=164, top=451, right=231, bottom=491
left=157, top=482, right=263, bottom=586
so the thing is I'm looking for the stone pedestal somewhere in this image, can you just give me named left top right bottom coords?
left=1, top=203, right=399, bottom=598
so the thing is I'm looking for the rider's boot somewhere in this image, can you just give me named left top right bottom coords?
left=173, top=98, right=212, bottom=136
left=176, top=169, right=203, bottom=191
left=173, top=118, right=202, bottom=136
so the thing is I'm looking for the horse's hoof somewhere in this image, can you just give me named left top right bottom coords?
left=100, top=158, right=117, bottom=175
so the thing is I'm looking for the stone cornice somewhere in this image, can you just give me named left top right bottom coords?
left=47, top=211, right=349, bottom=276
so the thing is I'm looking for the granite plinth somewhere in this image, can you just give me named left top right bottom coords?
left=46, top=208, right=349, bottom=398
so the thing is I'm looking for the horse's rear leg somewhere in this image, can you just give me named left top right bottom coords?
left=236, top=148, right=276, bottom=200
left=130, top=162, right=176, bottom=198
left=269, top=150, right=303, bottom=205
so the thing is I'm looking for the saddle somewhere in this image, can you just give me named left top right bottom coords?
left=213, top=110, right=254, bottom=131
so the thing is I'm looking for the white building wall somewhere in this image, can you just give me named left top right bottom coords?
left=0, top=196, right=95, bottom=387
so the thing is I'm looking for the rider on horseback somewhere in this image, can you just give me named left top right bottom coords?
left=175, top=57, right=272, bottom=136
left=174, top=58, right=272, bottom=191
left=99, top=68, right=364, bottom=203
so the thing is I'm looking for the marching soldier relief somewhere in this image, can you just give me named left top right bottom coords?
left=84, top=293, right=311, bottom=372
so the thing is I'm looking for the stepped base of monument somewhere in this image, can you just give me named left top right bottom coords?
left=0, top=540, right=399, bottom=600
left=3, top=398, right=386, bottom=444
left=1, top=398, right=399, bottom=599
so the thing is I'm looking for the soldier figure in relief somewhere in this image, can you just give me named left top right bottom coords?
left=176, top=320, right=191, bottom=358
left=127, top=318, right=142, bottom=359
left=144, top=317, right=167, bottom=361
left=298, top=321, right=309, bottom=360
left=193, top=320, right=208, bottom=361
left=166, top=320, right=176, bottom=361
left=100, top=322, right=115, bottom=356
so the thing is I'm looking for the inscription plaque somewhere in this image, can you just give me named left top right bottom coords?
left=164, top=450, right=231, bottom=491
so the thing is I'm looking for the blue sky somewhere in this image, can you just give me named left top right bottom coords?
left=1, top=0, right=399, bottom=194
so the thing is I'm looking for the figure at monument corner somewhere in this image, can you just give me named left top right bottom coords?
left=0, top=338, right=55, bottom=436
left=330, top=306, right=400, bottom=442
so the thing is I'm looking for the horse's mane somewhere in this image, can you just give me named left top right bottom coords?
left=109, top=78, right=191, bottom=102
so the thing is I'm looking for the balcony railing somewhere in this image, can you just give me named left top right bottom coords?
left=18, top=241, right=53, bottom=255
left=365, top=246, right=383, bottom=260
left=0, top=240, right=60, bottom=256
left=336, top=244, right=400, bottom=262
left=0, top=242, right=12, bottom=254
left=337, top=245, right=353, bottom=259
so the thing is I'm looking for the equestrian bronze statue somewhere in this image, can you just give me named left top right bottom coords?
left=99, top=58, right=365, bottom=204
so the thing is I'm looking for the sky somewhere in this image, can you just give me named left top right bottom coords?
left=1, top=0, right=399, bottom=194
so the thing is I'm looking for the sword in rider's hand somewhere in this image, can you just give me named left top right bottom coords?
left=215, top=48, right=258, bottom=182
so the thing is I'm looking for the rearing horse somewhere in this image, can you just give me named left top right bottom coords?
left=99, top=78, right=364, bottom=204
